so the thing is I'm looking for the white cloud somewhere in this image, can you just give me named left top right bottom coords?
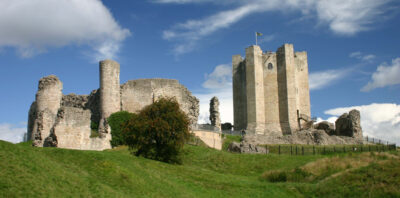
left=309, top=69, right=349, bottom=90
left=316, top=0, right=390, bottom=35
left=160, top=0, right=393, bottom=55
left=324, top=103, right=400, bottom=145
left=0, top=0, right=130, bottom=60
left=0, top=123, right=26, bottom=144
left=202, top=64, right=232, bottom=89
left=361, top=57, right=400, bottom=92
left=195, top=64, right=233, bottom=124
left=316, top=116, right=338, bottom=124
left=349, top=51, right=376, bottom=62
left=258, top=34, right=275, bottom=44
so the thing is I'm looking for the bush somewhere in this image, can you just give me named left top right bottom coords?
left=90, top=121, right=100, bottom=138
left=124, top=98, right=191, bottom=163
left=108, top=111, right=136, bottom=147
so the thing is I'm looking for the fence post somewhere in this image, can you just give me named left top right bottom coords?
left=302, top=146, right=304, bottom=155
left=291, top=145, right=293, bottom=155
left=278, top=145, right=281, bottom=155
left=333, top=146, right=336, bottom=153
left=296, top=146, right=298, bottom=155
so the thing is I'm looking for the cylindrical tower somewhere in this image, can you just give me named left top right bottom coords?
left=99, top=60, right=121, bottom=119
left=35, top=75, right=63, bottom=115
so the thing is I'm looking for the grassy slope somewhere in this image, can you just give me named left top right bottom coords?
left=0, top=140, right=399, bottom=198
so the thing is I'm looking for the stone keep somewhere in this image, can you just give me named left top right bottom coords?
left=232, top=44, right=311, bottom=135
left=28, top=60, right=199, bottom=150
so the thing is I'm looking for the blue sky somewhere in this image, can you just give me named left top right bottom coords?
left=0, top=0, right=400, bottom=144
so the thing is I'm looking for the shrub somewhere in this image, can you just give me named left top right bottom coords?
left=264, top=170, right=288, bottom=182
left=124, top=97, right=191, bottom=163
left=108, top=111, right=136, bottom=147
left=90, top=121, right=100, bottom=138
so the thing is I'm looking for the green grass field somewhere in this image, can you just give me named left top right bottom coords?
left=0, top=140, right=399, bottom=198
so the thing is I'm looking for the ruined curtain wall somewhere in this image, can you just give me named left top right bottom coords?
left=120, top=79, right=199, bottom=126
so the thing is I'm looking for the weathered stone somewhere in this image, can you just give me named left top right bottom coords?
left=61, top=94, right=88, bottom=109
left=335, top=109, right=363, bottom=139
left=233, top=44, right=311, bottom=135
left=52, top=107, right=111, bottom=150
left=314, top=121, right=335, bottom=135
left=227, top=142, right=267, bottom=154
left=28, top=59, right=200, bottom=151
left=240, top=143, right=268, bottom=154
left=227, top=142, right=241, bottom=153
left=242, top=127, right=364, bottom=146
left=120, top=79, right=199, bottom=126
left=209, top=96, right=221, bottom=130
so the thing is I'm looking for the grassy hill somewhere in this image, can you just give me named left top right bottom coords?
left=0, top=140, right=399, bottom=198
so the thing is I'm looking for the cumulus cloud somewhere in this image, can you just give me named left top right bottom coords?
left=0, top=123, right=26, bottom=144
left=361, top=58, right=400, bottom=92
left=324, top=103, right=400, bottom=145
left=0, top=0, right=130, bottom=60
left=309, top=69, right=349, bottom=90
left=195, top=64, right=233, bottom=124
left=158, top=0, right=393, bottom=55
left=202, top=64, right=232, bottom=89
left=349, top=51, right=376, bottom=62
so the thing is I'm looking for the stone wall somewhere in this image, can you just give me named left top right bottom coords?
left=120, top=79, right=199, bottom=126
left=232, top=55, right=247, bottom=131
left=245, top=45, right=265, bottom=134
left=262, top=52, right=281, bottom=133
left=295, top=51, right=311, bottom=127
left=53, top=107, right=111, bottom=150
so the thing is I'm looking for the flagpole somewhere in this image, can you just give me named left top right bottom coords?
left=255, top=32, right=258, bottom=46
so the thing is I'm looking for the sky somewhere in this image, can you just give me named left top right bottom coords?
left=0, top=0, right=400, bottom=144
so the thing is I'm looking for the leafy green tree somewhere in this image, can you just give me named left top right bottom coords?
left=124, top=97, right=190, bottom=163
left=108, top=111, right=136, bottom=147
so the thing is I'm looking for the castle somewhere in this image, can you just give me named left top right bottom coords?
left=27, top=60, right=199, bottom=150
left=232, top=44, right=311, bottom=135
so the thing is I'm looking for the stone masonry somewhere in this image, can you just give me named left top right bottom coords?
left=28, top=60, right=199, bottom=150
left=233, top=44, right=311, bottom=135
left=209, top=96, right=221, bottom=130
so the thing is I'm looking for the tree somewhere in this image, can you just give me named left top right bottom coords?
left=108, top=111, right=136, bottom=147
left=123, top=97, right=190, bottom=163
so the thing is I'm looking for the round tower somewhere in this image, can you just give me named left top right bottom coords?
left=99, top=59, right=121, bottom=119
left=35, top=75, right=63, bottom=114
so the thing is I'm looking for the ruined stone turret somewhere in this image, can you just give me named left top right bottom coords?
left=99, top=60, right=121, bottom=135
left=28, top=75, right=63, bottom=146
left=209, top=96, right=221, bottom=131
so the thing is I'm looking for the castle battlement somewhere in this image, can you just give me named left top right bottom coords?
left=233, top=44, right=311, bottom=135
